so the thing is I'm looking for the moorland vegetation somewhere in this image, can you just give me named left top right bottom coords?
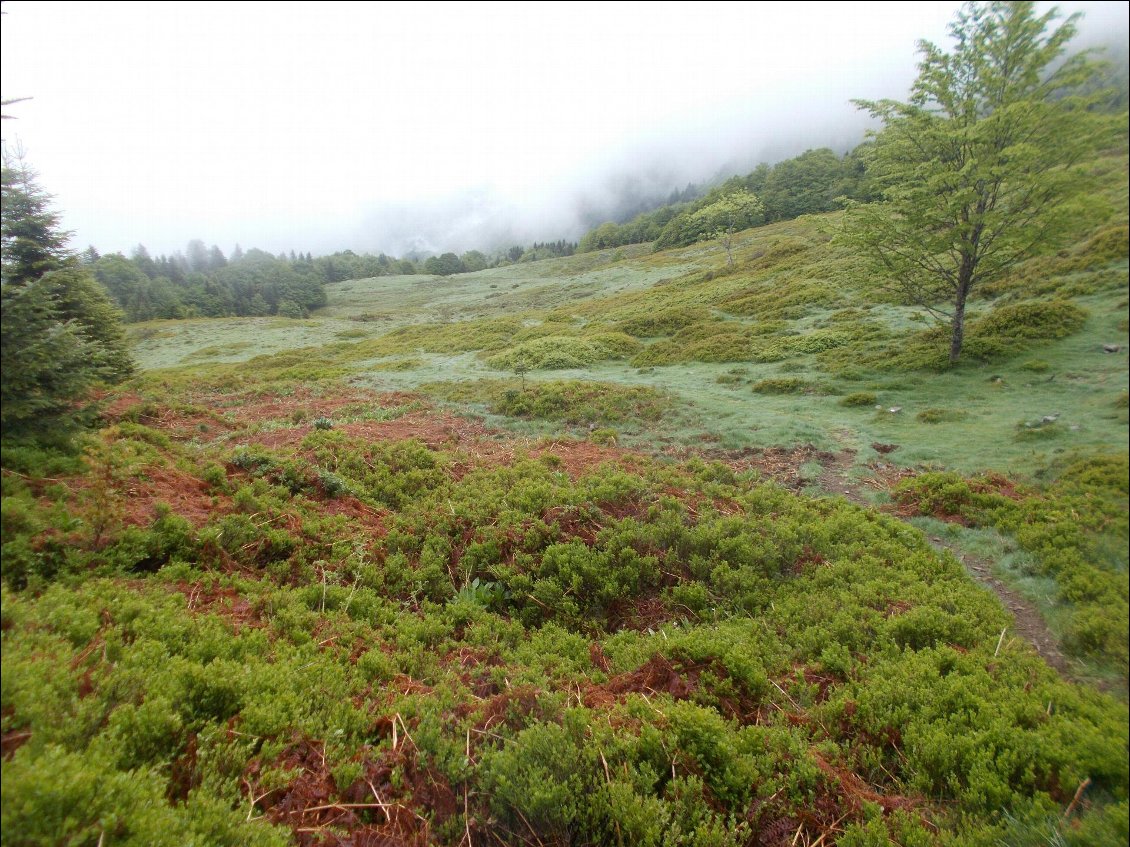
left=1, top=3, right=1128, bottom=846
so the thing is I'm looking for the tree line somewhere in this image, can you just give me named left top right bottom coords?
left=86, top=237, right=585, bottom=322
left=578, top=146, right=873, bottom=253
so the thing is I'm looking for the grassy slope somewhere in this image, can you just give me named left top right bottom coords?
left=129, top=194, right=1128, bottom=480
left=2, top=150, right=1128, bottom=845
left=119, top=149, right=1128, bottom=678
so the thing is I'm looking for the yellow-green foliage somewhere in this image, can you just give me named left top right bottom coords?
left=835, top=299, right=1089, bottom=372
left=632, top=332, right=750, bottom=366
left=614, top=307, right=711, bottom=337
left=917, top=408, right=970, bottom=423
left=751, top=377, right=819, bottom=395
left=2, top=411, right=1129, bottom=846
left=721, top=280, right=843, bottom=320
left=974, top=299, right=1088, bottom=341
left=628, top=319, right=786, bottom=367
left=2, top=438, right=1128, bottom=845
left=486, top=335, right=637, bottom=371
left=749, top=330, right=854, bottom=361
left=361, top=316, right=523, bottom=356
left=981, top=221, right=1129, bottom=299
left=581, top=331, right=643, bottom=358
left=424, top=379, right=670, bottom=424
left=894, top=454, right=1129, bottom=669
left=369, top=356, right=424, bottom=371
left=840, top=391, right=877, bottom=407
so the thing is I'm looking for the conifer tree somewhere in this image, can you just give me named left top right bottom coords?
left=1, top=152, right=133, bottom=445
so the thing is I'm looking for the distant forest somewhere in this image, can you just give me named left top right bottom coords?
left=578, top=146, right=873, bottom=253
left=84, top=240, right=579, bottom=322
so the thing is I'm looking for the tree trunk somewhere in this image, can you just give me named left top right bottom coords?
left=949, top=304, right=965, bottom=365
left=949, top=263, right=973, bottom=365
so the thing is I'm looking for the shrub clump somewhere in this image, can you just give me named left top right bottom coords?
left=917, top=408, right=969, bottom=424
left=973, top=299, right=1088, bottom=341
left=424, top=379, right=670, bottom=425
left=487, top=336, right=635, bottom=371
left=614, top=307, right=711, bottom=337
left=893, top=458, right=1129, bottom=669
left=839, top=391, right=877, bottom=407
left=836, top=299, right=1089, bottom=373
left=751, top=377, right=816, bottom=395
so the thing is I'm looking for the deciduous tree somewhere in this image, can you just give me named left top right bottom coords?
left=698, top=190, right=765, bottom=266
left=842, top=1, right=1114, bottom=364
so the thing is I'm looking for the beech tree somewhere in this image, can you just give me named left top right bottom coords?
left=842, top=1, right=1113, bottom=364
left=698, top=190, right=764, bottom=266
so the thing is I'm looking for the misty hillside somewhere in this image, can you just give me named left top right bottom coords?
left=2, top=4, right=1129, bottom=846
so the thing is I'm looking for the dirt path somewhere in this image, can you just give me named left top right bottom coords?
left=814, top=450, right=1079, bottom=683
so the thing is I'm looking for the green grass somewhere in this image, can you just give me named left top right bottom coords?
left=120, top=177, right=1125, bottom=479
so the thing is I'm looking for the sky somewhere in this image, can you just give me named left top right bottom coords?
left=1, top=1, right=1126, bottom=259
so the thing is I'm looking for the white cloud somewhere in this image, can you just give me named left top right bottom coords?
left=2, top=0, right=1124, bottom=256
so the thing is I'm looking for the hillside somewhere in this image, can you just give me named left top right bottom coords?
left=2, top=137, right=1127, bottom=846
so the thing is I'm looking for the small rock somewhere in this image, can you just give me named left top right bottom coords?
left=1040, top=414, right=1058, bottom=424
left=1102, top=344, right=1122, bottom=353
left=887, top=406, right=902, bottom=414
left=1069, top=424, right=1080, bottom=431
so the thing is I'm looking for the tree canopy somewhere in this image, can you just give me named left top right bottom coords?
left=842, top=0, right=1116, bottom=364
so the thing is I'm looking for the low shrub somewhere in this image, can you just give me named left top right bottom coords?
left=424, top=379, right=670, bottom=425
left=751, top=378, right=815, bottom=395
left=487, top=337, right=621, bottom=371
left=917, top=408, right=969, bottom=424
left=974, top=300, right=1088, bottom=341
left=615, top=307, right=711, bottom=337
left=839, top=392, right=877, bottom=407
